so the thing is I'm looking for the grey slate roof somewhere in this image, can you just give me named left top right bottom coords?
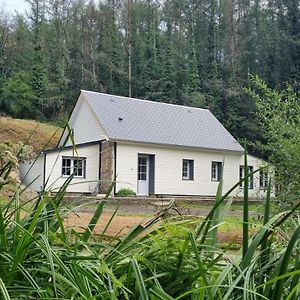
left=82, top=90, right=243, bottom=153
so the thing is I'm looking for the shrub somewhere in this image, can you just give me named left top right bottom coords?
left=0, top=141, right=33, bottom=189
left=116, top=188, right=136, bottom=197
left=248, top=76, right=300, bottom=207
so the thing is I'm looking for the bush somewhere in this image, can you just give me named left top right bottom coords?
left=0, top=141, right=33, bottom=189
left=248, top=76, right=300, bottom=207
left=116, top=188, right=136, bottom=197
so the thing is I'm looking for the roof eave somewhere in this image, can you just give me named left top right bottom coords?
left=110, top=138, right=244, bottom=154
left=42, top=140, right=103, bottom=154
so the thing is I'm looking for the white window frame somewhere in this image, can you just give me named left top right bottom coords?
left=259, top=170, right=268, bottom=190
left=211, top=161, right=222, bottom=182
left=62, top=157, right=86, bottom=178
left=182, top=159, right=193, bottom=180
left=62, top=157, right=72, bottom=176
left=239, top=165, right=254, bottom=189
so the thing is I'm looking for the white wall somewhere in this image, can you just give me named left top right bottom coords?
left=235, top=154, right=274, bottom=198
left=59, top=93, right=108, bottom=146
left=115, top=142, right=271, bottom=197
left=19, top=155, right=45, bottom=192
left=45, top=143, right=100, bottom=193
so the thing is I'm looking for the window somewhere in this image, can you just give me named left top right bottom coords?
left=211, top=162, right=222, bottom=181
left=138, top=157, right=147, bottom=181
left=182, top=159, right=194, bottom=180
left=62, top=157, right=86, bottom=178
left=259, top=170, right=268, bottom=190
left=74, top=158, right=84, bottom=177
left=239, top=166, right=254, bottom=189
left=62, top=158, right=71, bottom=176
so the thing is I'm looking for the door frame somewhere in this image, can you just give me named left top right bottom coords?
left=137, top=153, right=155, bottom=196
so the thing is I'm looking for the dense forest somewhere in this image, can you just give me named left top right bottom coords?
left=0, top=0, right=299, bottom=144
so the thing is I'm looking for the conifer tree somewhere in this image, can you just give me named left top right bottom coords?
left=27, top=0, right=47, bottom=117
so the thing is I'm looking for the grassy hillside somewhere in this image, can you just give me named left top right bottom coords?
left=0, top=116, right=62, bottom=152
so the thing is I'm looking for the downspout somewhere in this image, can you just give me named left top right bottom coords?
left=98, top=141, right=102, bottom=194
left=113, top=142, right=117, bottom=196
left=42, top=152, right=46, bottom=192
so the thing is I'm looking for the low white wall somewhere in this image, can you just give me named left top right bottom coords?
left=19, top=155, right=45, bottom=192
left=45, top=143, right=100, bottom=193
left=115, top=142, right=271, bottom=197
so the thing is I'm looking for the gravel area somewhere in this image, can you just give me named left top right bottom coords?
left=73, top=201, right=258, bottom=217
left=63, top=199, right=258, bottom=243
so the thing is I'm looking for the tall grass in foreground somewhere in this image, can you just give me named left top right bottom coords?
left=0, top=153, right=300, bottom=299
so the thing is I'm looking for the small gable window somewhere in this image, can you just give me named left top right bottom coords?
left=211, top=161, right=222, bottom=182
left=182, top=159, right=194, bottom=180
left=62, top=157, right=86, bottom=178
left=239, top=165, right=254, bottom=189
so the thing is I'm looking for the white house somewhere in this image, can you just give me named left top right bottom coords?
left=20, top=91, right=271, bottom=198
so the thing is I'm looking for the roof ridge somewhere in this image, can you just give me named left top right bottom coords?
left=81, top=90, right=209, bottom=112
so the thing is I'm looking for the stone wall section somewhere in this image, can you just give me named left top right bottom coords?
left=99, top=141, right=114, bottom=193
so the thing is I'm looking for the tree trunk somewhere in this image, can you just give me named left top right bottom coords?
left=127, top=0, right=132, bottom=97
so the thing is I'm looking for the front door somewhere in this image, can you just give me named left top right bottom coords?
left=137, top=155, right=149, bottom=196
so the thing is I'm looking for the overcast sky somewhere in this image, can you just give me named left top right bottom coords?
left=0, top=0, right=29, bottom=14
left=0, top=0, right=107, bottom=15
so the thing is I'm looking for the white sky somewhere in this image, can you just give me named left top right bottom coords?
left=0, top=0, right=29, bottom=14
left=0, top=0, right=106, bottom=15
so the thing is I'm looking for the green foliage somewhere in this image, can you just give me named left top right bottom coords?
left=116, top=188, right=136, bottom=197
left=0, top=141, right=33, bottom=189
left=1, top=71, right=36, bottom=118
left=248, top=76, right=300, bottom=206
left=32, top=44, right=46, bottom=101
left=11, top=16, right=33, bottom=73
left=0, top=0, right=298, bottom=148
left=1, top=145, right=300, bottom=298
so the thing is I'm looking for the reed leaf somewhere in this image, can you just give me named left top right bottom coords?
left=241, top=212, right=286, bottom=269
left=271, top=224, right=300, bottom=300
left=0, top=206, right=7, bottom=252
left=261, top=178, right=272, bottom=253
left=81, top=201, right=105, bottom=243
left=149, top=286, right=175, bottom=299
left=188, top=232, right=214, bottom=300
left=208, top=160, right=224, bottom=251
left=196, top=168, right=262, bottom=250
left=131, top=259, right=149, bottom=300
left=288, top=254, right=300, bottom=300
left=81, top=180, right=115, bottom=243
left=243, top=145, right=249, bottom=258
left=0, top=277, right=10, bottom=300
